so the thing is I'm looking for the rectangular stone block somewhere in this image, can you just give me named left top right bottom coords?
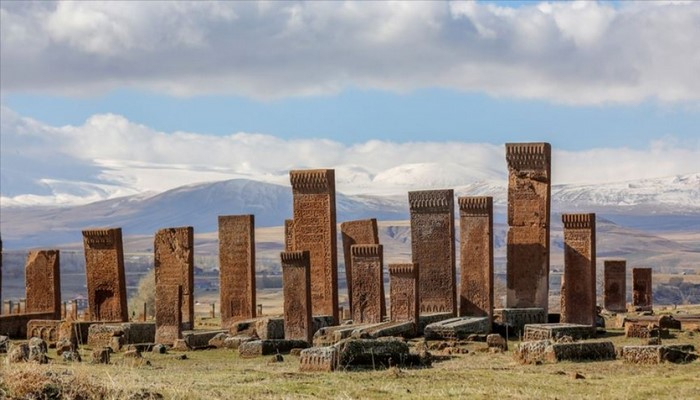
left=604, top=260, right=626, bottom=312
left=289, top=169, right=339, bottom=323
left=458, top=197, right=493, bottom=320
left=335, top=337, right=409, bottom=368
left=299, top=346, right=338, bottom=372
left=313, top=324, right=372, bottom=347
left=416, top=312, right=454, bottom=335
left=544, top=341, right=616, bottom=363
left=350, top=320, right=416, bottom=339
left=155, top=284, right=182, bottom=345
left=523, top=323, right=596, bottom=342
left=0, top=313, right=56, bottom=338
left=409, top=189, right=456, bottom=315
left=239, top=339, right=310, bottom=358
left=282, top=251, right=313, bottom=342
left=25, top=250, right=61, bottom=320
left=632, top=268, right=653, bottom=309
left=26, top=320, right=61, bottom=343
left=58, top=321, right=93, bottom=346
left=218, top=215, right=256, bottom=329
left=622, top=345, right=698, bottom=364
left=82, top=228, right=128, bottom=322
left=424, top=316, right=490, bottom=340
left=350, top=244, right=385, bottom=324
left=340, top=219, right=379, bottom=315
left=505, top=143, right=551, bottom=313
left=230, top=317, right=285, bottom=340
left=88, top=322, right=156, bottom=348
left=154, top=226, right=194, bottom=330
left=388, top=263, right=419, bottom=328
left=561, top=213, right=596, bottom=326
left=181, top=329, right=228, bottom=350
left=496, top=308, right=547, bottom=335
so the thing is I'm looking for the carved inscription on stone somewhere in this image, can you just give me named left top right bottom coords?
left=284, top=219, right=294, bottom=252
left=155, top=284, right=182, bottom=344
left=389, top=263, right=419, bottom=326
left=632, top=268, right=653, bottom=308
left=350, top=244, right=385, bottom=324
left=25, top=250, right=61, bottom=320
left=154, top=227, right=194, bottom=330
left=458, top=197, right=493, bottom=319
left=27, top=320, right=61, bottom=343
left=340, top=219, right=379, bottom=315
left=561, top=213, right=596, bottom=326
left=82, top=228, right=128, bottom=322
left=289, top=169, right=338, bottom=323
left=604, top=260, right=626, bottom=312
left=282, top=251, right=313, bottom=342
left=218, top=215, right=256, bottom=329
left=505, top=143, right=551, bottom=312
left=409, top=189, right=456, bottom=315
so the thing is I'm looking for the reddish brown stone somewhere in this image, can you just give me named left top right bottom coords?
left=155, top=284, right=182, bottom=344
left=560, top=213, right=596, bottom=326
left=633, top=268, right=653, bottom=309
left=289, top=169, right=338, bottom=323
left=82, top=228, right=128, bottom=322
left=505, top=143, right=551, bottom=312
left=284, top=219, right=294, bottom=252
left=154, top=227, right=194, bottom=330
left=408, top=189, right=456, bottom=315
left=458, top=197, right=493, bottom=319
left=604, top=260, right=626, bottom=312
left=218, top=215, right=256, bottom=329
left=25, top=250, right=61, bottom=320
left=340, top=219, right=379, bottom=315
left=350, top=244, right=385, bottom=324
left=1, top=237, right=3, bottom=313
left=282, top=251, right=313, bottom=342
left=388, top=263, right=419, bottom=326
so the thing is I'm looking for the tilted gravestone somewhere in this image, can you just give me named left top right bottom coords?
left=633, top=267, right=653, bottom=310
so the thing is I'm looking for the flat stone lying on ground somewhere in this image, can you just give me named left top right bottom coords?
left=87, top=323, right=156, bottom=349
left=313, top=323, right=374, bottom=347
left=178, top=330, right=228, bottom=350
left=350, top=321, right=416, bottom=340
left=424, top=316, right=490, bottom=340
left=417, top=313, right=454, bottom=335
left=625, top=323, right=669, bottom=339
left=543, top=342, right=616, bottom=362
left=496, top=308, right=547, bottom=335
left=300, top=337, right=411, bottom=372
left=622, top=345, right=697, bottom=364
left=229, top=317, right=284, bottom=339
left=523, top=323, right=596, bottom=342
left=238, top=339, right=310, bottom=358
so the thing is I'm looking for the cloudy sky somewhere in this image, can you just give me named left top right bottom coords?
left=1, top=1, right=699, bottom=206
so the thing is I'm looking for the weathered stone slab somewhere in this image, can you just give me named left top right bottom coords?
left=409, top=189, right=456, bottom=315
left=58, top=321, right=93, bottom=346
left=458, top=197, right=493, bottom=320
left=417, top=312, right=454, bottom=335
left=155, top=284, right=182, bottom=345
left=154, top=227, right=194, bottom=330
left=25, top=250, right=61, bottom=319
left=218, top=215, right=256, bottom=329
left=544, top=341, right=616, bottom=362
left=623, top=315, right=681, bottom=330
left=350, top=244, right=385, bottom=324
left=180, top=330, right=228, bottom=350
left=523, top=323, right=596, bottom=342
left=424, top=316, right=490, bottom=340
left=561, top=213, right=596, bottom=326
left=289, top=169, right=339, bottom=323
left=622, top=345, right=698, bottom=364
left=674, top=314, right=700, bottom=331
left=388, top=263, right=419, bottom=331
left=340, top=219, right=379, bottom=316
left=26, top=319, right=61, bottom=344
left=632, top=268, right=653, bottom=310
left=229, top=317, right=285, bottom=340
left=299, top=346, right=338, bottom=372
left=0, top=312, right=57, bottom=339
left=82, top=228, right=128, bottom=322
left=625, top=323, right=668, bottom=339
left=239, top=339, right=310, bottom=358
left=505, top=143, right=551, bottom=312
left=313, top=323, right=373, bottom=346
left=496, top=308, right=547, bottom=335
left=282, top=251, right=313, bottom=342
left=284, top=219, right=294, bottom=252
left=88, top=322, right=156, bottom=348
left=604, top=260, right=626, bottom=312
left=351, top=321, right=416, bottom=339
left=336, top=337, right=409, bottom=368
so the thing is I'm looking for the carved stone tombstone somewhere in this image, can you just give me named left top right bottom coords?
left=632, top=268, right=653, bottom=309
left=561, top=213, right=596, bottom=326
left=505, top=143, right=551, bottom=313
left=82, top=228, right=128, bottom=322
left=154, top=227, right=194, bottom=330
left=155, top=284, right=182, bottom=344
left=350, top=244, right=385, bottom=324
left=218, top=215, right=256, bottom=329
left=281, top=251, right=313, bottom=342
left=458, top=197, right=493, bottom=319
left=340, top=219, right=379, bottom=314
left=289, top=169, right=338, bottom=323
left=409, top=189, right=456, bottom=315
left=604, top=260, right=627, bottom=312
left=25, top=250, right=62, bottom=319
left=388, top=263, right=419, bottom=326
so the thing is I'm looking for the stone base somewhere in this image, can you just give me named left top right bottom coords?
left=424, top=317, right=490, bottom=340
left=238, top=339, right=310, bottom=358
left=299, top=346, right=338, bottom=372
left=351, top=321, right=416, bottom=339
left=495, top=308, right=546, bottom=335
left=622, top=345, right=697, bottom=364
left=417, top=313, right=454, bottom=335
left=336, top=337, right=409, bottom=369
left=523, top=323, right=596, bottom=342
left=181, top=330, right=228, bottom=350
left=543, top=342, right=616, bottom=363
left=87, top=323, right=155, bottom=348
left=624, top=323, right=669, bottom=339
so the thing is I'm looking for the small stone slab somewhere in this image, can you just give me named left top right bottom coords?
left=523, top=323, right=596, bottom=342
left=87, top=323, right=155, bottom=348
left=238, top=339, right=310, bottom=358
left=625, top=323, right=669, bottom=339
left=229, top=317, right=285, bottom=340
left=351, top=321, right=416, bottom=339
left=181, top=330, right=228, bottom=350
left=424, top=316, right=490, bottom=340
left=299, top=346, right=338, bottom=372
left=543, top=341, right=616, bottom=363
left=313, top=323, right=373, bottom=347
left=335, top=337, right=409, bottom=369
left=622, top=345, right=698, bottom=364
left=496, top=308, right=547, bottom=335
left=417, top=313, right=454, bottom=335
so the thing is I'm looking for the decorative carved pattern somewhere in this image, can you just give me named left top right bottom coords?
left=219, top=215, right=256, bottom=329
left=604, top=260, right=627, bottom=312
left=505, top=142, right=551, bottom=173
left=340, top=219, right=379, bottom=316
left=458, top=196, right=493, bottom=320
left=562, top=213, right=596, bottom=229
left=154, top=226, right=194, bottom=330
left=155, top=284, right=182, bottom=344
left=389, top=262, right=419, bottom=327
left=633, top=268, right=653, bottom=308
left=25, top=250, right=61, bottom=320
left=82, top=228, right=128, bottom=322
left=282, top=251, right=313, bottom=342
left=350, top=244, right=384, bottom=324
left=289, top=169, right=333, bottom=192
left=561, top=213, right=596, bottom=326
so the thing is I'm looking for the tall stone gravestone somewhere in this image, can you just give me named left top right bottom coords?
left=604, top=260, right=626, bottom=312
left=409, top=189, right=456, bottom=315
left=389, top=263, right=419, bottom=327
left=458, top=197, right=493, bottom=319
left=505, top=143, right=551, bottom=313
left=350, top=244, right=385, bottom=324
left=633, top=268, right=653, bottom=310
left=82, top=228, right=128, bottom=322
left=282, top=251, right=313, bottom=342
left=25, top=250, right=62, bottom=319
left=154, top=227, right=194, bottom=330
left=340, top=219, right=379, bottom=314
left=155, top=284, right=182, bottom=344
left=561, top=213, right=596, bottom=326
left=218, top=215, right=256, bottom=329
left=289, top=169, right=338, bottom=323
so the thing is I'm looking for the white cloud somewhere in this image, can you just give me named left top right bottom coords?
left=1, top=106, right=698, bottom=206
left=1, top=1, right=699, bottom=104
